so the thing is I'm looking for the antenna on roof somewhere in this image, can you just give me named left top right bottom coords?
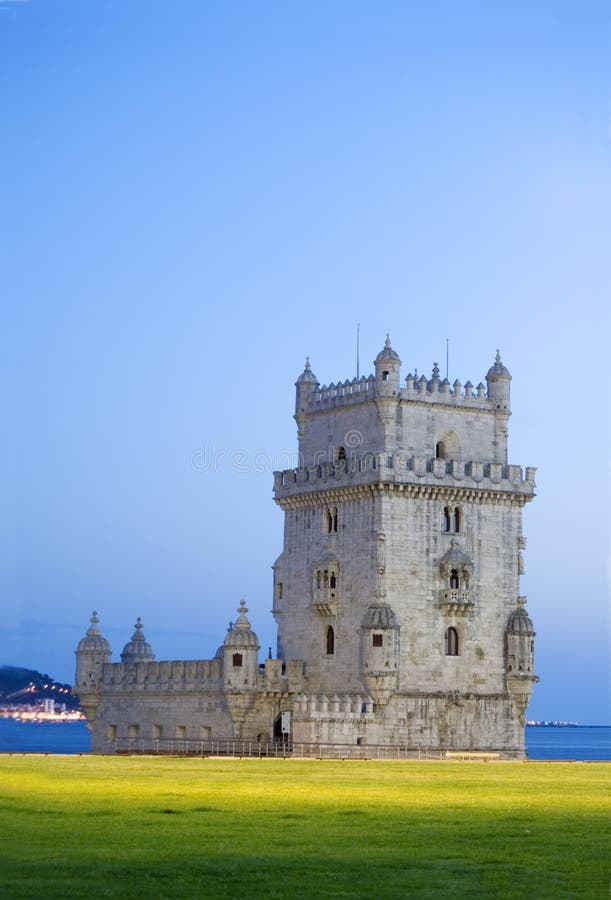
left=446, top=338, right=449, bottom=381
left=356, top=323, right=360, bottom=380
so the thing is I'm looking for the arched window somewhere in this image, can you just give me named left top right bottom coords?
left=444, top=627, right=459, bottom=656
left=324, top=506, right=339, bottom=534
left=450, top=569, right=459, bottom=589
left=337, top=446, right=346, bottom=461
left=316, top=570, right=321, bottom=589
left=442, top=506, right=451, bottom=532
left=232, top=653, right=243, bottom=667
left=326, top=626, right=335, bottom=655
left=323, top=570, right=329, bottom=588
left=436, top=441, right=446, bottom=459
left=382, top=370, right=389, bottom=381
left=453, top=507, right=461, bottom=533
left=329, top=572, right=337, bottom=589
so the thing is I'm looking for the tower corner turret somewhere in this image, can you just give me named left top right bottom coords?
left=486, top=350, right=511, bottom=411
left=74, top=611, right=112, bottom=725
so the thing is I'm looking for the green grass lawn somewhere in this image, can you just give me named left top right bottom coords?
left=0, top=756, right=608, bottom=899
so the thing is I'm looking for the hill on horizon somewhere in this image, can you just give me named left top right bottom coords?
left=0, top=665, right=80, bottom=710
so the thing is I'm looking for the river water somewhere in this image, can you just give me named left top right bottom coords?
left=0, top=720, right=609, bottom=760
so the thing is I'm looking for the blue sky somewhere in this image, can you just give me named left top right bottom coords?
left=2, top=0, right=610, bottom=723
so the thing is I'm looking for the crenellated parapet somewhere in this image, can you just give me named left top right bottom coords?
left=296, top=346, right=512, bottom=416
left=97, top=655, right=308, bottom=695
left=274, top=454, right=536, bottom=506
left=101, top=658, right=222, bottom=692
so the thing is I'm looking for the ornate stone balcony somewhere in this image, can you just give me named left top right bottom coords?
left=439, top=589, right=473, bottom=616
left=313, top=589, right=337, bottom=616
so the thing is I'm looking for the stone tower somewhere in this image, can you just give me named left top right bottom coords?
left=74, top=336, right=537, bottom=759
left=273, top=339, right=537, bottom=754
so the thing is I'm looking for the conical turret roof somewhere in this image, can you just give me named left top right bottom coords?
left=77, top=611, right=111, bottom=655
left=224, top=600, right=260, bottom=649
left=120, top=617, right=155, bottom=663
left=507, top=599, right=534, bottom=634
left=296, top=357, right=318, bottom=384
left=486, top=350, right=511, bottom=380
left=375, top=334, right=401, bottom=364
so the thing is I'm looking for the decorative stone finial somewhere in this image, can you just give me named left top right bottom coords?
left=518, top=596, right=526, bottom=608
left=304, top=357, right=311, bottom=372
left=432, top=362, right=440, bottom=381
left=130, top=617, right=145, bottom=641
left=495, top=350, right=502, bottom=365
left=385, top=334, right=392, bottom=349
left=87, top=612, right=101, bottom=635
left=234, top=599, right=251, bottom=630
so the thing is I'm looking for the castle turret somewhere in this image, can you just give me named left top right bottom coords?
left=486, top=350, right=511, bottom=411
left=506, top=598, right=538, bottom=725
left=294, top=357, right=318, bottom=445
left=120, top=617, right=155, bottom=663
left=374, top=336, right=401, bottom=446
left=74, top=611, right=112, bottom=724
left=221, top=600, right=261, bottom=738
left=374, top=335, right=401, bottom=396
left=360, top=601, right=399, bottom=706
left=222, top=600, right=260, bottom=691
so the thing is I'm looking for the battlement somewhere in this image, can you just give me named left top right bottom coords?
left=304, top=371, right=497, bottom=415
left=98, top=656, right=306, bottom=694
left=101, top=659, right=222, bottom=691
left=274, top=454, right=536, bottom=502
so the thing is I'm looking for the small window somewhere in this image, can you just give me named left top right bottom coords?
left=200, top=725, right=211, bottom=740
left=337, top=446, right=346, bottom=461
left=107, top=724, right=117, bottom=742
left=323, top=506, right=339, bottom=533
left=316, top=570, right=322, bottom=589
left=329, top=572, right=337, bottom=589
left=444, top=627, right=459, bottom=656
left=453, top=507, right=461, bottom=533
left=382, top=371, right=389, bottom=381
left=450, top=569, right=459, bottom=589
left=372, top=633, right=383, bottom=647
left=128, top=724, right=139, bottom=739
left=176, top=725, right=186, bottom=739
left=232, top=653, right=243, bottom=667
left=442, top=506, right=451, bottom=532
left=326, top=626, right=335, bottom=655
left=436, top=441, right=446, bottom=459
left=152, top=724, right=163, bottom=739
left=275, top=582, right=283, bottom=600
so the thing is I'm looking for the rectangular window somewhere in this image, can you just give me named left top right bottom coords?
left=128, top=724, right=139, bottom=739
left=176, top=725, right=186, bottom=739
left=152, top=724, right=163, bottom=739
left=232, top=653, right=243, bottom=667
left=107, top=724, right=117, bottom=742
left=372, top=633, right=383, bottom=647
